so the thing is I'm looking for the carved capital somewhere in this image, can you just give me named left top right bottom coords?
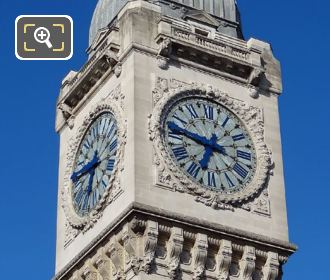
left=141, top=220, right=159, bottom=273
left=192, top=233, right=208, bottom=280
left=217, top=240, right=232, bottom=280
left=166, top=227, right=184, bottom=279
left=262, top=252, right=279, bottom=280
left=239, top=246, right=256, bottom=280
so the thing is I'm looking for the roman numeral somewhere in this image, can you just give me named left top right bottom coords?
left=207, top=172, right=216, bottom=188
left=185, top=104, right=199, bottom=118
left=237, top=150, right=251, bottom=161
left=232, top=134, right=245, bottom=141
left=187, top=162, right=200, bottom=178
left=233, top=163, right=249, bottom=178
left=101, top=179, right=107, bottom=189
left=225, top=173, right=235, bottom=188
left=106, top=123, right=116, bottom=138
left=109, top=139, right=117, bottom=153
left=222, top=116, right=229, bottom=127
left=83, top=142, right=90, bottom=150
left=168, top=130, right=182, bottom=140
left=172, top=146, right=188, bottom=161
left=203, top=104, right=214, bottom=120
left=173, top=113, right=188, bottom=126
left=107, top=159, right=115, bottom=171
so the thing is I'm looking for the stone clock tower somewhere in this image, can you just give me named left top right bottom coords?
left=53, top=1, right=296, bottom=280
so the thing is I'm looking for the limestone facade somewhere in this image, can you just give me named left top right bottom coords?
left=54, top=1, right=296, bottom=279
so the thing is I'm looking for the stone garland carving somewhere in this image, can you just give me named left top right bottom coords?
left=141, top=221, right=159, bottom=273
left=149, top=80, right=273, bottom=209
left=62, top=96, right=127, bottom=239
left=192, top=233, right=208, bottom=280
left=166, top=227, right=184, bottom=279
left=217, top=240, right=232, bottom=280
left=262, top=252, right=279, bottom=280
left=239, top=246, right=256, bottom=280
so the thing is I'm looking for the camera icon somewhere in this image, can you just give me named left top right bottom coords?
left=15, top=15, right=73, bottom=60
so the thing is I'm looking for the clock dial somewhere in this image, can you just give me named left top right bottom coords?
left=71, top=112, right=118, bottom=216
left=163, top=98, right=257, bottom=193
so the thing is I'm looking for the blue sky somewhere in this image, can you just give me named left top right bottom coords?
left=0, top=1, right=328, bottom=279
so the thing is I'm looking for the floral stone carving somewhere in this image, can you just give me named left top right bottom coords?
left=62, top=96, right=126, bottom=239
left=149, top=80, right=272, bottom=209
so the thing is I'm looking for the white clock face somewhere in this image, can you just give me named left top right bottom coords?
left=163, top=98, right=257, bottom=193
left=71, top=112, right=118, bottom=216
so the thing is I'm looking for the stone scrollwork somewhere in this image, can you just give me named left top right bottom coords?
left=62, top=96, right=126, bottom=238
left=148, top=79, right=273, bottom=208
left=217, top=240, right=232, bottom=280
left=166, top=227, right=184, bottom=279
left=239, top=246, right=256, bottom=280
left=192, top=233, right=208, bottom=280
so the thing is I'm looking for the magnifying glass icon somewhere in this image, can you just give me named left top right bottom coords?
left=34, top=27, right=53, bottom=49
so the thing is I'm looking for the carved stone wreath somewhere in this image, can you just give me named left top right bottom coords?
left=149, top=83, right=272, bottom=208
left=62, top=98, right=126, bottom=232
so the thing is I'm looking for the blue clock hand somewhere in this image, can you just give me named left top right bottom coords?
left=87, top=169, right=95, bottom=194
left=199, top=134, right=218, bottom=169
left=71, top=151, right=100, bottom=183
left=200, top=146, right=213, bottom=169
left=168, top=122, right=210, bottom=146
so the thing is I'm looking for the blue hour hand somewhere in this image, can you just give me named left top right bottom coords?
left=199, top=134, right=218, bottom=169
left=71, top=151, right=100, bottom=183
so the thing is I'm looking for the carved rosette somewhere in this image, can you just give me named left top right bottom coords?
left=62, top=96, right=126, bottom=236
left=148, top=82, right=272, bottom=208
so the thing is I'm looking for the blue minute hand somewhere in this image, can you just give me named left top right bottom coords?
left=168, top=122, right=210, bottom=146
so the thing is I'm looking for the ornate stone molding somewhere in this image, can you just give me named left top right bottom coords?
left=62, top=96, right=126, bottom=239
left=166, top=227, right=184, bottom=279
left=192, top=233, right=208, bottom=280
left=149, top=79, right=272, bottom=208
left=239, top=246, right=256, bottom=280
left=54, top=213, right=295, bottom=280
left=262, top=252, right=279, bottom=280
left=217, top=240, right=232, bottom=280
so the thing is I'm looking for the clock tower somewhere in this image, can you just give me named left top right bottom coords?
left=54, top=1, right=296, bottom=280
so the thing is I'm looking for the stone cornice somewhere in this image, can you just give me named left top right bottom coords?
left=52, top=202, right=297, bottom=280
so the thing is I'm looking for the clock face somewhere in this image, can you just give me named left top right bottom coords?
left=71, top=112, right=118, bottom=216
left=163, top=98, right=257, bottom=193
